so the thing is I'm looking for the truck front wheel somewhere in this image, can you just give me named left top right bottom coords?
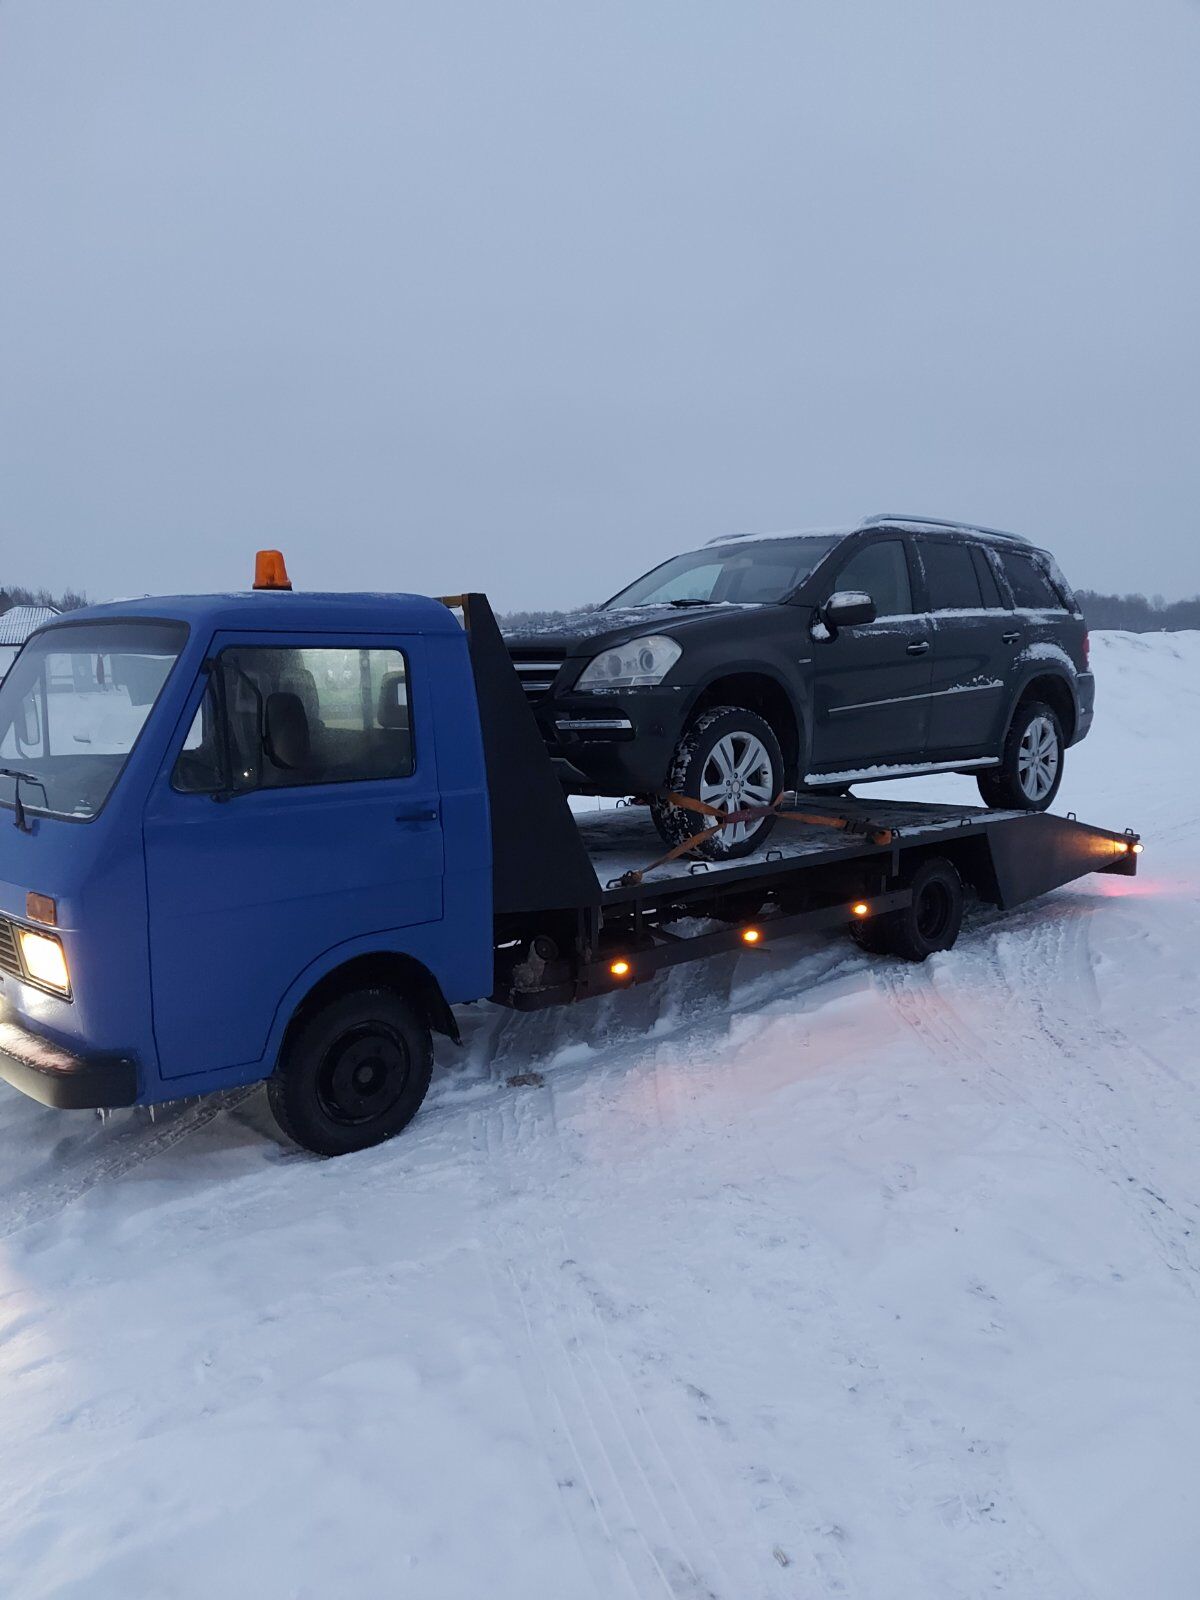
left=268, top=987, right=434, bottom=1156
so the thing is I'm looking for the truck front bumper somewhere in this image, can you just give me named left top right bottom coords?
left=0, top=1017, right=137, bottom=1110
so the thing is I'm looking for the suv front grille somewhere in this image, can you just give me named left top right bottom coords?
left=0, top=917, right=20, bottom=979
left=509, top=654, right=565, bottom=700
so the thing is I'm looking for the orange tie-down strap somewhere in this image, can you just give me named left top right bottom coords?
left=614, top=793, right=894, bottom=888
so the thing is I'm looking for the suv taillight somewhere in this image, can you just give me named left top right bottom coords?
left=1083, top=630, right=1090, bottom=666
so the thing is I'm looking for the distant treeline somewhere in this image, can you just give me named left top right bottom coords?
left=1075, top=591, right=1200, bottom=631
left=0, top=584, right=88, bottom=617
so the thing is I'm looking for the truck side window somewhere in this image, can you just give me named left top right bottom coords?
left=171, top=647, right=414, bottom=793
left=829, top=539, right=912, bottom=616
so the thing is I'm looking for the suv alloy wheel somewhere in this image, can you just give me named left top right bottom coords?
left=977, top=699, right=1065, bottom=812
left=650, top=706, right=784, bottom=860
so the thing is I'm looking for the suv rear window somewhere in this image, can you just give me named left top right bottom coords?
left=1000, top=550, right=1064, bottom=610
left=920, top=540, right=984, bottom=611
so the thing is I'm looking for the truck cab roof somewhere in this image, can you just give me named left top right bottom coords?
left=54, top=591, right=462, bottom=637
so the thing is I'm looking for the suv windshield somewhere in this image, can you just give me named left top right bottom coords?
left=605, top=535, right=843, bottom=609
left=0, top=620, right=187, bottom=822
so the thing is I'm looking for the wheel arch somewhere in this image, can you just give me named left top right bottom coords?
left=685, top=668, right=806, bottom=784
left=1011, top=669, right=1077, bottom=744
left=270, top=945, right=459, bottom=1074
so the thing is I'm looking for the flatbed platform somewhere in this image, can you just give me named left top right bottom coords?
left=572, top=796, right=1027, bottom=897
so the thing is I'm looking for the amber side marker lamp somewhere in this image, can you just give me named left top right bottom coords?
left=851, top=901, right=870, bottom=918
left=741, top=927, right=762, bottom=945
left=253, top=550, right=292, bottom=590
left=26, top=892, right=57, bottom=927
left=609, top=959, right=632, bottom=978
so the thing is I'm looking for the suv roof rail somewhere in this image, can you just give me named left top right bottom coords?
left=861, top=513, right=1031, bottom=546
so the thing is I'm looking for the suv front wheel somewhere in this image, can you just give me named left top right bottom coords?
left=651, top=706, right=784, bottom=860
left=977, top=699, right=1065, bottom=812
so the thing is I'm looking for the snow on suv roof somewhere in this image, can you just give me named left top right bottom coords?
left=705, top=526, right=853, bottom=548
left=707, top=515, right=1032, bottom=549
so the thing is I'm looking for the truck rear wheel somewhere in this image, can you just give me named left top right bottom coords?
left=850, top=857, right=964, bottom=962
left=268, top=986, right=433, bottom=1156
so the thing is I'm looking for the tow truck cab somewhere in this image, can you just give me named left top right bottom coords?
left=0, top=590, right=493, bottom=1113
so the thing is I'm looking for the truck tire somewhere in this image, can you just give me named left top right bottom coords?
left=850, top=857, right=964, bottom=962
left=651, top=706, right=784, bottom=861
left=977, top=700, right=1064, bottom=812
left=267, top=986, right=433, bottom=1156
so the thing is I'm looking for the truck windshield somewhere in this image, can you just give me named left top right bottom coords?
left=0, top=621, right=187, bottom=822
left=605, top=535, right=843, bottom=608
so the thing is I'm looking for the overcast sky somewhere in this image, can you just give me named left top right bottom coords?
left=1, top=1, right=1198, bottom=611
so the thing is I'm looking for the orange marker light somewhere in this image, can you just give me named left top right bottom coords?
left=26, top=892, right=57, bottom=927
left=1115, top=840, right=1130, bottom=853
left=741, top=927, right=762, bottom=945
left=253, top=549, right=292, bottom=591
left=609, top=959, right=631, bottom=978
left=851, top=901, right=870, bottom=918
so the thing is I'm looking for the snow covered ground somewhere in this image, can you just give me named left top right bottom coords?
left=0, top=630, right=1197, bottom=1599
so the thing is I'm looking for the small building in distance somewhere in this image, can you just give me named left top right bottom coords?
left=0, top=605, right=60, bottom=682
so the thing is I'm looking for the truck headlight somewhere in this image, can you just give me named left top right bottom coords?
left=576, top=636, right=682, bottom=690
left=18, top=928, right=71, bottom=995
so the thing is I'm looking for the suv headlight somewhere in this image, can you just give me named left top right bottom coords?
left=576, top=636, right=682, bottom=690
left=18, top=928, right=71, bottom=995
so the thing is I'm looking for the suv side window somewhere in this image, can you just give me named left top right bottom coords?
left=999, top=550, right=1064, bottom=610
left=971, top=545, right=1005, bottom=607
left=830, top=539, right=912, bottom=616
left=920, top=539, right=983, bottom=611
left=173, top=646, right=413, bottom=793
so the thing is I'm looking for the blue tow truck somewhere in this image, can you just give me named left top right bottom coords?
left=0, top=558, right=1140, bottom=1155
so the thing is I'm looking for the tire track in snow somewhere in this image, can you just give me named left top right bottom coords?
left=460, top=947, right=1092, bottom=1599
left=873, top=903, right=1200, bottom=1293
left=465, top=1031, right=816, bottom=1600
left=0, top=1089, right=254, bottom=1242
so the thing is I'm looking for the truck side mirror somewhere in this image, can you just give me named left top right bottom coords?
left=823, top=590, right=877, bottom=635
left=263, top=692, right=310, bottom=771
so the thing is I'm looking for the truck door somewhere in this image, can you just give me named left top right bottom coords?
left=143, top=633, right=444, bottom=1081
left=806, top=536, right=934, bottom=771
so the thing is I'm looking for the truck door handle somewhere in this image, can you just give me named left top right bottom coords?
left=906, top=640, right=929, bottom=656
left=395, top=806, right=439, bottom=824
left=1002, top=630, right=1021, bottom=644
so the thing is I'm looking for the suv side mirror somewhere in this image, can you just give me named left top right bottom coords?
left=822, top=590, right=877, bottom=634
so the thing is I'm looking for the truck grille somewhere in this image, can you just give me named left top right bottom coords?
left=0, top=917, right=20, bottom=979
left=509, top=653, right=565, bottom=700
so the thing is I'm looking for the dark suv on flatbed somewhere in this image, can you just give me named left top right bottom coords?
left=504, top=514, right=1094, bottom=857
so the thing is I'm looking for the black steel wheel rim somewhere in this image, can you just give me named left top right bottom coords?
left=916, top=880, right=953, bottom=942
left=316, top=1022, right=410, bottom=1126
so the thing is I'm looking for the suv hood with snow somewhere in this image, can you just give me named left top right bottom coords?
left=501, top=602, right=775, bottom=656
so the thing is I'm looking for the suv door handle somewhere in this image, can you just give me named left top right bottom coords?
left=396, top=806, right=439, bottom=824
left=1001, top=630, right=1021, bottom=644
left=906, top=640, right=930, bottom=656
